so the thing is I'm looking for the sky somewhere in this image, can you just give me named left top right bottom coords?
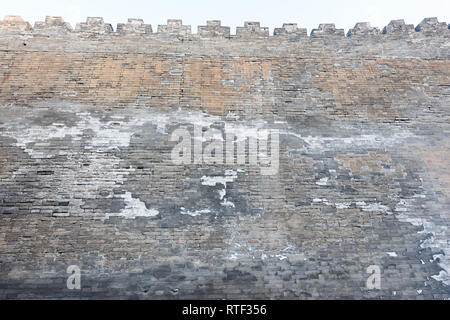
left=1, top=0, right=449, bottom=35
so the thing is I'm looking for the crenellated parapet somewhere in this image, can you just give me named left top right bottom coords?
left=310, top=24, right=345, bottom=37
left=346, top=22, right=379, bottom=37
left=236, top=22, right=269, bottom=38
left=415, top=17, right=448, bottom=35
left=0, top=15, right=32, bottom=33
left=198, top=20, right=230, bottom=38
left=157, top=19, right=191, bottom=37
left=33, top=16, right=72, bottom=35
left=0, top=15, right=447, bottom=41
left=273, top=23, right=307, bottom=39
left=75, top=17, right=113, bottom=34
left=116, top=18, right=152, bottom=35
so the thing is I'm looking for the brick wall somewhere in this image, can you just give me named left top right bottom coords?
left=0, top=16, right=449, bottom=299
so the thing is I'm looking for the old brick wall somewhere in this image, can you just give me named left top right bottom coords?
left=0, top=16, right=449, bottom=299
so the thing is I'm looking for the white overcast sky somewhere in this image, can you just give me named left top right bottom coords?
left=1, top=0, right=449, bottom=34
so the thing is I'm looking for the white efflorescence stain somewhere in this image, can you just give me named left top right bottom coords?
left=180, top=208, right=211, bottom=217
left=107, top=192, right=159, bottom=219
left=386, top=252, right=398, bottom=257
left=394, top=196, right=450, bottom=286
left=200, top=169, right=243, bottom=209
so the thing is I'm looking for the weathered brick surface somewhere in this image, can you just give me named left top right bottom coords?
left=0, top=16, right=449, bottom=299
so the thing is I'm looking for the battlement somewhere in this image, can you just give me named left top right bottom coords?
left=274, top=23, right=307, bottom=39
left=0, top=15, right=448, bottom=40
left=236, top=22, right=270, bottom=38
left=157, top=19, right=191, bottom=37
left=382, top=19, right=415, bottom=35
left=347, top=22, right=380, bottom=37
left=415, top=17, right=448, bottom=35
left=0, top=15, right=32, bottom=33
left=117, top=18, right=152, bottom=35
left=198, top=20, right=230, bottom=38
left=34, top=16, right=72, bottom=35
left=75, top=17, right=113, bottom=34
left=311, top=24, right=345, bottom=37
